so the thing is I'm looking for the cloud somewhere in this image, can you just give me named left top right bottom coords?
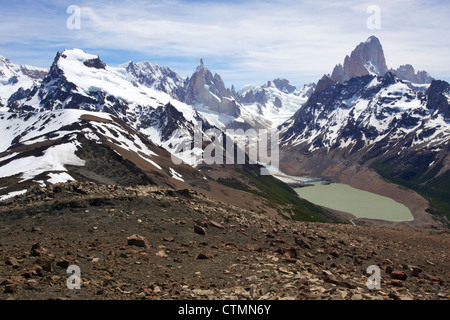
left=0, top=0, right=449, bottom=87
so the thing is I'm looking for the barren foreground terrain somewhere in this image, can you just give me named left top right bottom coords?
left=0, top=182, right=448, bottom=300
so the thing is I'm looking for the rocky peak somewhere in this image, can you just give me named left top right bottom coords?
left=391, top=64, right=434, bottom=84
left=330, top=64, right=349, bottom=84
left=271, top=78, right=297, bottom=94
left=315, top=75, right=336, bottom=93
left=121, top=60, right=187, bottom=100
left=196, top=58, right=205, bottom=72
left=185, top=59, right=240, bottom=117
left=426, top=80, right=450, bottom=119
left=331, top=36, right=388, bottom=83
left=344, top=36, right=388, bottom=77
left=330, top=36, right=434, bottom=85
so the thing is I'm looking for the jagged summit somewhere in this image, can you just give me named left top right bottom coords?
left=0, top=54, right=47, bottom=110
left=330, top=36, right=433, bottom=84
left=185, top=58, right=240, bottom=117
left=391, top=64, right=434, bottom=84
left=331, top=36, right=388, bottom=83
left=196, top=57, right=205, bottom=71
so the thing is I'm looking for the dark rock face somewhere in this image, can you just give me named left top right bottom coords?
left=83, top=57, right=107, bottom=70
left=140, top=102, right=196, bottom=142
left=426, top=80, right=450, bottom=119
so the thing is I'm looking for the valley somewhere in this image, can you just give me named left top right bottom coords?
left=0, top=34, right=449, bottom=300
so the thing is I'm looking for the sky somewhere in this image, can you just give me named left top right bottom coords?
left=1, top=0, right=449, bottom=89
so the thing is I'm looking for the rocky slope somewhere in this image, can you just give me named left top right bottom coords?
left=0, top=181, right=448, bottom=300
left=0, top=109, right=208, bottom=198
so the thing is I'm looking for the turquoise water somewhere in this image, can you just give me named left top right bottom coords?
left=295, top=182, right=414, bottom=222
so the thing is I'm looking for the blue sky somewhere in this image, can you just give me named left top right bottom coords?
left=1, top=0, right=449, bottom=88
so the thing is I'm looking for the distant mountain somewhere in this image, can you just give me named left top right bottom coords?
left=120, top=60, right=187, bottom=101
left=185, top=58, right=241, bottom=118
left=331, top=36, right=433, bottom=85
left=238, top=80, right=315, bottom=128
left=117, top=57, right=311, bottom=131
left=390, top=64, right=434, bottom=84
left=331, top=36, right=388, bottom=83
left=0, top=55, right=47, bottom=111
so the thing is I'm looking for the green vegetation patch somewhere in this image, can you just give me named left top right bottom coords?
left=371, top=161, right=450, bottom=222
left=218, top=164, right=328, bottom=222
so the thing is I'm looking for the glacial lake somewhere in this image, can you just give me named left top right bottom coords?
left=295, top=182, right=414, bottom=222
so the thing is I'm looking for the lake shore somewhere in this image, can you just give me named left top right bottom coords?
left=295, top=182, right=414, bottom=223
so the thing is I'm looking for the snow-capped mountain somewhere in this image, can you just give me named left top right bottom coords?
left=139, top=58, right=310, bottom=131
left=3, top=48, right=309, bottom=172
left=120, top=60, right=188, bottom=101
left=280, top=73, right=449, bottom=153
left=239, top=79, right=315, bottom=128
left=5, top=49, right=211, bottom=165
left=0, top=108, right=209, bottom=200
left=0, top=55, right=47, bottom=111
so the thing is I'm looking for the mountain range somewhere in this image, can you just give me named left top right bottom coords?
left=280, top=37, right=449, bottom=228
left=0, top=36, right=449, bottom=228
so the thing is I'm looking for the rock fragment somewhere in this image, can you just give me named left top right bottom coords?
left=127, top=234, right=150, bottom=249
left=390, top=271, right=407, bottom=281
left=295, top=237, right=312, bottom=249
left=5, top=257, right=20, bottom=268
left=194, top=225, right=206, bottom=235
left=196, top=250, right=214, bottom=260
